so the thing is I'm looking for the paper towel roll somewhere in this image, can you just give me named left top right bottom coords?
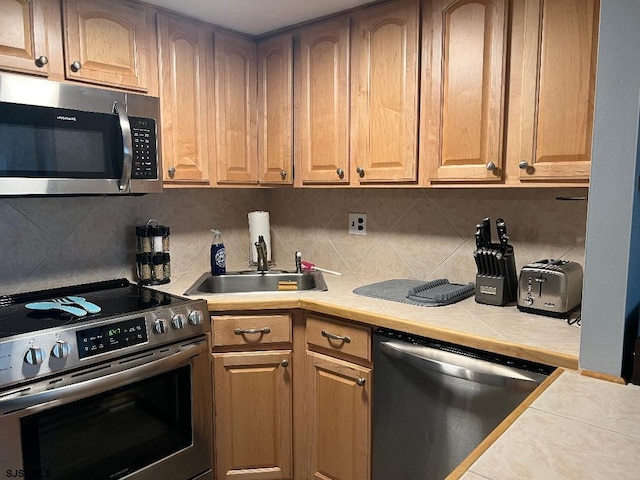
left=248, top=211, right=271, bottom=263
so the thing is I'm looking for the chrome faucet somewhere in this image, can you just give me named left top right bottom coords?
left=295, top=251, right=302, bottom=273
left=255, top=235, right=268, bottom=273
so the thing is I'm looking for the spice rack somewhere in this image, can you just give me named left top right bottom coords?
left=136, top=219, right=170, bottom=285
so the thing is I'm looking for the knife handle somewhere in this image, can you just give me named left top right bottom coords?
left=496, top=252, right=507, bottom=278
left=475, top=224, right=484, bottom=249
left=481, top=217, right=492, bottom=245
left=496, top=218, right=509, bottom=252
left=473, top=250, right=482, bottom=274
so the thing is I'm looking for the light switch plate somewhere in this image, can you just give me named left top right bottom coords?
left=349, top=213, right=367, bottom=235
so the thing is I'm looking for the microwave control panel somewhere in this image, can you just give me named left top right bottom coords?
left=130, top=117, right=158, bottom=180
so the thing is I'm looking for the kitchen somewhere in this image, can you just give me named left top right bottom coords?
left=0, top=0, right=639, bottom=479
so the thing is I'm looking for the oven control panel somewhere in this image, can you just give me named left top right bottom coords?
left=0, top=298, right=208, bottom=391
left=76, top=317, right=148, bottom=359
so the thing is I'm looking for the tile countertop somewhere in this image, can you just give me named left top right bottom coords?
left=162, top=272, right=640, bottom=479
left=460, top=369, right=640, bottom=480
left=163, top=270, right=581, bottom=369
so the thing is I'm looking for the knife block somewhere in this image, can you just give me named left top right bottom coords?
left=474, top=245, right=517, bottom=306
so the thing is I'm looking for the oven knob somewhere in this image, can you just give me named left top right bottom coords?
left=51, top=340, right=71, bottom=359
left=24, top=347, right=45, bottom=365
left=188, top=310, right=203, bottom=325
left=153, top=319, right=167, bottom=334
left=172, top=314, right=186, bottom=330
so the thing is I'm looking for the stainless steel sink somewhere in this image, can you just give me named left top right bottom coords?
left=183, top=270, right=328, bottom=295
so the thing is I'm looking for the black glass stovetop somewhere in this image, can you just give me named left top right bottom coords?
left=0, top=279, right=183, bottom=338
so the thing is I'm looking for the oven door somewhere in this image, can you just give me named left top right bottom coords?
left=0, top=336, right=212, bottom=480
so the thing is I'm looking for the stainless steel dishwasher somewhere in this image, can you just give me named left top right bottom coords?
left=372, top=328, right=554, bottom=480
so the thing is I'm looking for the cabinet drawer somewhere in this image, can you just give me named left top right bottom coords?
left=306, top=315, right=371, bottom=362
left=213, top=314, right=292, bottom=347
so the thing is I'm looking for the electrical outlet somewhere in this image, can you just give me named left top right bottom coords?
left=349, top=213, right=367, bottom=235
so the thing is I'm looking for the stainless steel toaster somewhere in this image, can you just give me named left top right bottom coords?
left=517, top=259, right=583, bottom=317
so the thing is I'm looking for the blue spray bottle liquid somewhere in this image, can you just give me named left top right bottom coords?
left=210, top=229, right=226, bottom=275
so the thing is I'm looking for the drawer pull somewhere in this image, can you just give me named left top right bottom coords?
left=321, top=330, right=351, bottom=344
left=234, top=327, right=271, bottom=335
left=356, top=377, right=366, bottom=387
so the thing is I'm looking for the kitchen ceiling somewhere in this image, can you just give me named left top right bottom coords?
left=143, top=0, right=378, bottom=35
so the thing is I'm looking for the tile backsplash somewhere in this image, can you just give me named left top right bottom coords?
left=0, top=187, right=588, bottom=295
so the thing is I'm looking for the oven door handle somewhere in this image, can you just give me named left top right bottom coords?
left=0, top=340, right=204, bottom=415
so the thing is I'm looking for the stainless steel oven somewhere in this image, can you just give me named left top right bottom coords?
left=0, top=280, right=212, bottom=480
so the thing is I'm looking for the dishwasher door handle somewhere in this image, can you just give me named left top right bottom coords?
left=379, top=340, right=546, bottom=388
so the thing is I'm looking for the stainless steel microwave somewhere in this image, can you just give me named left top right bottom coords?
left=0, top=72, right=161, bottom=196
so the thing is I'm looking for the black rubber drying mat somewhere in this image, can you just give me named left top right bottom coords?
left=353, top=279, right=474, bottom=307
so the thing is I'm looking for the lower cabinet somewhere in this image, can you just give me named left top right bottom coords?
left=210, top=312, right=372, bottom=480
left=211, top=314, right=293, bottom=480
left=305, top=352, right=371, bottom=480
left=212, top=350, right=293, bottom=479
left=304, top=314, right=372, bottom=480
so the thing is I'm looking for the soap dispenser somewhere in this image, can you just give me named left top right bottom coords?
left=210, top=229, right=226, bottom=275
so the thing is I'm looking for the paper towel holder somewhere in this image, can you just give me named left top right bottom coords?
left=248, top=210, right=275, bottom=269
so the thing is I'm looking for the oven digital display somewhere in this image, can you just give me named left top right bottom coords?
left=76, top=317, right=148, bottom=359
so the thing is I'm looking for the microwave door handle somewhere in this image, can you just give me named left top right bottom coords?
left=113, top=101, right=133, bottom=192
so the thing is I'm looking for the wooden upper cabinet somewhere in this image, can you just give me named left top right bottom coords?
left=62, top=0, right=152, bottom=91
left=0, top=0, right=49, bottom=76
left=516, top=0, right=598, bottom=182
left=157, top=14, right=211, bottom=184
left=258, top=32, right=293, bottom=185
left=295, top=16, right=351, bottom=185
left=422, top=0, right=508, bottom=184
left=351, top=0, right=419, bottom=184
left=214, top=31, right=258, bottom=184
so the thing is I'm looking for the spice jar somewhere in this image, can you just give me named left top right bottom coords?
left=151, top=253, right=165, bottom=283
left=136, top=253, right=152, bottom=282
left=136, top=219, right=171, bottom=285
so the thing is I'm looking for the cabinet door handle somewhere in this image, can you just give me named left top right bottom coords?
left=234, top=327, right=271, bottom=335
left=356, top=166, right=365, bottom=177
left=356, top=377, right=366, bottom=387
left=168, top=166, right=176, bottom=176
left=518, top=160, right=530, bottom=170
left=486, top=162, right=496, bottom=171
left=281, top=169, right=288, bottom=179
left=35, top=55, right=48, bottom=67
left=321, top=330, right=351, bottom=344
left=336, top=168, right=344, bottom=178
left=281, top=359, right=289, bottom=368
left=70, top=60, right=82, bottom=72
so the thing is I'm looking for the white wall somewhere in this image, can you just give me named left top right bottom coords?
left=580, top=0, right=640, bottom=377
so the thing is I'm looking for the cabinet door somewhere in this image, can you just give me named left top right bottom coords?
left=295, top=16, right=351, bottom=185
left=0, top=0, right=49, bottom=76
left=351, top=0, right=419, bottom=183
left=213, top=350, right=293, bottom=480
left=423, top=0, right=508, bottom=183
left=258, top=33, right=293, bottom=185
left=517, top=0, right=598, bottom=181
left=157, top=14, right=211, bottom=184
left=214, top=31, right=258, bottom=184
left=305, top=351, right=371, bottom=480
left=62, top=0, right=151, bottom=91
